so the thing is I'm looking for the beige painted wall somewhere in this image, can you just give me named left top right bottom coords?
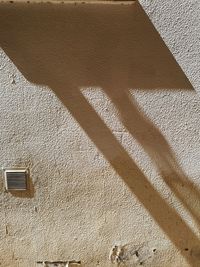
left=0, top=1, right=200, bottom=266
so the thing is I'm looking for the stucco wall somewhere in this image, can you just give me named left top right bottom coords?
left=139, top=0, right=200, bottom=95
left=0, top=1, right=200, bottom=267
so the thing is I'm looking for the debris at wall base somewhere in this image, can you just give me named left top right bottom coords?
left=109, top=243, right=157, bottom=266
left=36, top=260, right=81, bottom=267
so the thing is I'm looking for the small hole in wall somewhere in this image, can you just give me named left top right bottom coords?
left=153, top=248, right=157, bottom=252
left=185, top=248, right=189, bottom=251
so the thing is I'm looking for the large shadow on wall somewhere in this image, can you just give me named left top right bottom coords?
left=0, top=1, right=200, bottom=265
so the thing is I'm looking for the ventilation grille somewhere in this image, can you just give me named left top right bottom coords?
left=4, top=169, right=28, bottom=191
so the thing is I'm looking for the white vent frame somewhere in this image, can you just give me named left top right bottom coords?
left=3, top=167, right=29, bottom=191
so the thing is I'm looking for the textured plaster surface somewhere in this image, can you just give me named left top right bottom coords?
left=139, top=0, right=200, bottom=95
left=0, top=1, right=200, bottom=267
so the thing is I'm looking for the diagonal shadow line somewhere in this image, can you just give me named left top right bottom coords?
left=104, top=86, right=200, bottom=231
left=54, top=86, right=199, bottom=266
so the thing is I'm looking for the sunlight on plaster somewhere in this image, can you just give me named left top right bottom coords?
left=80, top=87, right=163, bottom=176
left=80, top=86, right=200, bottom=238
left=0, top=48, right=29, bottom=85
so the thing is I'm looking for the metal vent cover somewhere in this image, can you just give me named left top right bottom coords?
left=3, top=168, right=28, bottom=191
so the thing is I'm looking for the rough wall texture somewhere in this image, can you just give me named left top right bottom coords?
left=139, top=0, right=200, bottom=94
left=0, top=1, right=200, bottom=267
